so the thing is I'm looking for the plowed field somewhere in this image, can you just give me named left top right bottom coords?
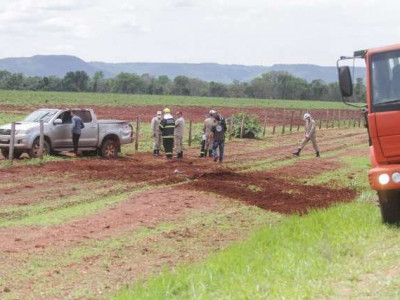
left=0, top=118, right=368, bottom=299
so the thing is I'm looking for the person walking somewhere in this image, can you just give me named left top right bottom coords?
left=159, top=108, right=175, bottom=159
left=174, top=111, right=185, bottom=158
left=151, top=110, right=162, bottom=156
left=293, top=112, right=320, bottom=157
left=211, top=113, right=227, bottom=163
left=203, top=109, right=217, bottom=157
left=71, top=110, right=85, bottom=156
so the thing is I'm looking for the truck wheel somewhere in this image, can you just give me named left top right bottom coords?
left=377, top=190, right=400, bottom=224
left=28, top=139, right=51, bottom=158
left=1, top=149, right=23, bottom=159
left=100, top=139, right=119, bottom=158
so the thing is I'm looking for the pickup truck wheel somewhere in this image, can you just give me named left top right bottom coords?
left=1, top=149, right=23, bottom=159
left=378, top=190, right=400, bottom=224
left=28, top=139, right=51, bottom=158
left=100, top=139, right=118, bottom=158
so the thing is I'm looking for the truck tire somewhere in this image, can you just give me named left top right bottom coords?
left=28, top=139, right=51, bottom=158
left=1, top=149, right=23, bottom=159
left=100, top=138, right=119, bottom=158
left=377, top=190, right=400, bottom=224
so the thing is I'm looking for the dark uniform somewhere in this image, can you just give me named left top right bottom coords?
left=211, top=115, right=227, bottom=162
left=159, top=113, right=175, bottom=158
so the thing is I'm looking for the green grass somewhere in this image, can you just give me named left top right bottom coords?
left=115, top=200, right=400, bottom=299
left=0, top=90, right=356, bottom=110
left=2, top=197, right=282, bottom=299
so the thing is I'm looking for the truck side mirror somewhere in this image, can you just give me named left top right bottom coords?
left=54, top=119, right=62, bottom=125
left=338, top=66, right=353, bottom=97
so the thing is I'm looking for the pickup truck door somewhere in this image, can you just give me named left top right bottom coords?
left=73, top=110, right=98, bottom=147
left=51, top=111, right=73, bottom=148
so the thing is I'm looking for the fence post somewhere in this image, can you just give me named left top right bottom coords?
left=338, top=110, right=341, bottom=128
left=135, top=116, right=140, bottom=152
left=229, top=116, right=233, bottom=141
left=262, top=112, right=267, bottom=137
left=240, top=115, right=245, bottom=139
left=326, top=110, right=329, bottom=129
left=289, top=111, right=294, bottom=132
left=9, top=122, right=15, bottom=164
left=39, top=120, right=44, bottom=160
left=272, top=111, right=276, bottom=135
left=188, top=119, right=192, bottom=146
left=281, top=109, right=286, bottom=134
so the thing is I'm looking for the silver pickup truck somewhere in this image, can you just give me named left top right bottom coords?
left=0, top=108, right=133, bottom=158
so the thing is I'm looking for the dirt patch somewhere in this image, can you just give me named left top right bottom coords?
left=270, top=157, right=342, bottom=178
left=0, top=187, right=219, bottom=253
left=0, top=103, right=361, bottom=124
left=186, top=170, right=356, bottom=214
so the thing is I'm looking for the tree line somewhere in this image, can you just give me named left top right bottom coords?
left=0, top=69, right=366, bottom=102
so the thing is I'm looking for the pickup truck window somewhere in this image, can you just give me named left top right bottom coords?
left=23, top=110, right=57, bottom=123
left=73, top=110, right=92, bottom=123
left=55, top=110, right=93, bottom=124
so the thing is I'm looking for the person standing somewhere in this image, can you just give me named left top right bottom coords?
left=159, top=108, right=175, bottom=159
left=211, top=113, right=227, bottom=163
left=174, top=111, right=185, bottom=158
left=151, top=111, right=162, bottom=156
left=203, top=109, right=217, bottom=157
left=292, top=113, right=320, bottom=157
left=71, top=110, right=85, bottom=156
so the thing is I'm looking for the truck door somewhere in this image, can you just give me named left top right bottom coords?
left=372, top=54, right=400, bottom=159
left=73, top=110, right=98, bottom=147
left=51, top=111, right=73, bottom=148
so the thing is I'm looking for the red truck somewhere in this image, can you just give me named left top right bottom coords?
left=338, top=43, right=400, bottom=224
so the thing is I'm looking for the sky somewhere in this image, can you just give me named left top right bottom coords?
left=0, top=0, right=399, bottom=66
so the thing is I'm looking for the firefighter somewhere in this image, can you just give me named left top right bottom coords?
left=159, top=108, right=175, bottom=159
left=174, top=111, right=185, bottom=158
left=293, top=113, right=320, bottom=157
left=203, top=109, right=217, bottom=157
left=151, top=110, right=162, bottom=156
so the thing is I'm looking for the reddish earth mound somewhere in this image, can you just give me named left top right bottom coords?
left=186, top=171, right=356, bottom=214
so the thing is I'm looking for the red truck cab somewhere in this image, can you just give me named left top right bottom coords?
left=338, top=44, right=400, bottom=224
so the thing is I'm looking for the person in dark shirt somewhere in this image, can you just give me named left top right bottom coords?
left=211, top=114, right=227, bottom=163
left=71, top=111, right=85, bottom=155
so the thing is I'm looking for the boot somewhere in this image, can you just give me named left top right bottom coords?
left=316, top=151, right=320, bottom=158
left=153, top=150, right=157, bottom=156
left=292, top=148, right=301, bottom=156
left=208, top=150, right=213, bottom=157
left=180, top=151, right=183, bottom=158
left=199, top=152, right=205, bottom=157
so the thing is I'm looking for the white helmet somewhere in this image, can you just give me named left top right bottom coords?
left=303, top=113, right=311, bottom=120
left=209, top=109, right=216, bottom=115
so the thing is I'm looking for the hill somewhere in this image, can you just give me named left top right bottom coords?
left=0, top=55, right=365, bottom=83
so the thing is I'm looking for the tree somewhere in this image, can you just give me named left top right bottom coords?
left=63, top=71, right=89, bottom=92
left=172, top=76, right=191, bottom=95
left=90, top=71, right=104, bottom=92
left=208, top=81, right=228, bottom=97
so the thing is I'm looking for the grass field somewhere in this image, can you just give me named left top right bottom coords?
left=0, top=90, right=357, bottom=110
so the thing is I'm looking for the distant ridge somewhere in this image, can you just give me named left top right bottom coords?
left=0, top=55, right=366, bottom=83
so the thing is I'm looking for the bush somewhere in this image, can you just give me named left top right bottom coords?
left=232, top=112, right=262, bottom=139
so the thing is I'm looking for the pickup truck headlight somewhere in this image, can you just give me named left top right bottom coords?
left=378, top=173, right=390, bottom=185
left=15, top=129, right=32, bottom=135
